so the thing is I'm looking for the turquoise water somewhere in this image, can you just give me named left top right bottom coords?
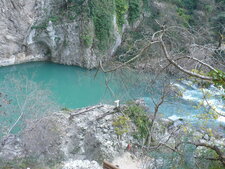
left=0, top=62, right=224, bottom=136
left=0, top=62, right=132, bottom=109
left=0, top=62, right=139, bottom=135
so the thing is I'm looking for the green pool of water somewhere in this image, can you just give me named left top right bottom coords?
left=0, top=62, right=133, bottom=108
left=0, top=62, right=141, bottom=134
left=1, top=62, right=223, bottom=136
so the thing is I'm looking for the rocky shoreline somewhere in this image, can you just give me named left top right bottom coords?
left=0, top=102, right=224, bottom=168
left=0, top=104, right=133, bottom=168
left=0, top=0, right=139, bottom=69
left=0, top=54, right=47, bottom=67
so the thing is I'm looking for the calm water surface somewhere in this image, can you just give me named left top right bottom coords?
left=0, top=62, right=224, bottom=135
left=0, top=62, right=132, bottom=108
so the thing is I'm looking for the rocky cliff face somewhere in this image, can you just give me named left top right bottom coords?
left=0, top=104, right=132, bottom=166
left=0, top=0, right=42, bottom=66
left=0, top=0, right=223, bottom=69
left=0, top=0, right=141, bottom=68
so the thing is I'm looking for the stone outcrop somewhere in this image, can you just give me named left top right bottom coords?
left=0, top=135, right=25, bottom=160
left=0, top=104, right=132, bottom=165
left=62, top=160, right=101, bottom=169
left=0, top=0, right=136, bottom=68
left=0, top=103, right=224, bottom=168
left=0, top=0, right=45, bottom=66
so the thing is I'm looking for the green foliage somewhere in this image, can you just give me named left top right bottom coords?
left=48, top=16, right=60, bottom=23
left=208, top=69, right=225, bottom=87
left=113, top=115, right=130, bottom=136
left=88, top=0, right=115, bottom=51
left=161, top=0, right=197, bottom=25
left=176, top=7, right=191, bottom=26
left=204, top=5, right=213, bottom=13
left=196, top=147, right=225, bottom=169
left=31, top=23, right=48, bottom=30
left=64, top=0, right=86, bottom=16
left=115, top=0, right=128, bottom=31
left=179, top=0, right=197, bottom=11
left=128, top=0, right=141, bottom=24
left=80, top=22, right=94, bottom=48
left=124, top=103, right=151, bottom=139
left=208, top=162, right=224, bottom=169
left=195, top=109, right=219, bottom=121
left=81, top=35, right=93, bottom=48
left=32, top=0, right=144, bottom=51
left=31, top=15, right=60, bottom=30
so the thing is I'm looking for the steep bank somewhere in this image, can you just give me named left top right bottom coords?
left=1, top=0, right=223, bottom=69
left=0, top=0, right=145, bottom=68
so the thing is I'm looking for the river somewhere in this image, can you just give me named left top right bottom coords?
left=0, top=62, right=224, bottom=135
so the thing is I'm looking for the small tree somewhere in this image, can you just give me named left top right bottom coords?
left=0, top=75, right=59, bottom=137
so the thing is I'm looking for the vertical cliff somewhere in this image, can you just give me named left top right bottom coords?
left=0, top=0, right=144, bottom=68
left=0, top=0, right=41, bottom=66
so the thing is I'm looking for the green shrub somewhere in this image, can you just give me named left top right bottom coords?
left=128, top=0, right=141, bottom=24
left=81, top=35, right=93, bottom=48
left=0, top=157, right=42, bottom=169
left=180, top=0, right=197, bottom=11
left=88, top=0, right=115, bottom=51
left=124, top=103, right=151, bottom=139
left=208, top=69, right=225, bottom=88
left=176, top=7, right=191, bottom=26
left=115, top=0, right=129, bottom=31
left=113, top=115, right=130, bottom=136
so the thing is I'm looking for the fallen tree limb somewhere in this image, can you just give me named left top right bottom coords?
left=69, top=105, right=104, bottom=120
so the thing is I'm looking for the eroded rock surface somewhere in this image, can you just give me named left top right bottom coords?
left=0, top=103, right=224, bottom=168
left=62, top=160, right=101, bottom=169
left=0, top=104, right=132, bottom=164
left=0, top=135, right=25, bottom=160
left=0, top=0, right=131, bottom=68
left=0, top=0, right=43, bottom=66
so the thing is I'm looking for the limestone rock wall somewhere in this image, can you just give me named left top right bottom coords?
left=0, top=0, right=43, bottom=66
left=0, top=0, right=134, bottom=68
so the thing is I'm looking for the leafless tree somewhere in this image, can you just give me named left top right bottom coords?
left=100, top=21, right=224, bottom=79
left=0, top=75, right=59, bottom=137
left=98, top=22, right=225, bottom=168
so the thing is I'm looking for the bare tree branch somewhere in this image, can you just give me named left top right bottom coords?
left=159, top=33, right=213, bottom=81
left=100, top=40, right=160, bottom=73
left=176, top=141, right=225, bottom=166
